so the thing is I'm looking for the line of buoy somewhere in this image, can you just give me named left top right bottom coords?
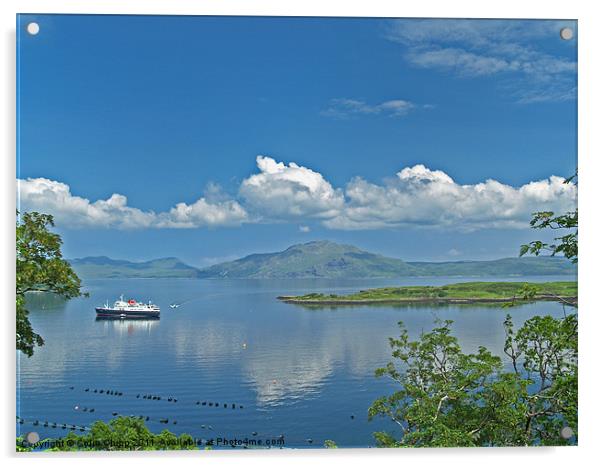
left=196, top=401, right=244, bottom=409
left=67, top=408, right=180, bottom=428
left=75, top=406, right=96, bottom=413
left=73, top=385, right=249, bottom=413
left=80, top=387, right=124, bottom=396
left=17, top=416, right=92, bottom=432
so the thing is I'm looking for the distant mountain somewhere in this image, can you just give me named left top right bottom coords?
left=69, top=256, right=201, bottom=279
left=198, top=241, right=416, bottom=279
left=408, top=257, right=576, bottom=277
left=69, top=241, right=577, bottom=280
left=197, top=240, right=576, bottom=279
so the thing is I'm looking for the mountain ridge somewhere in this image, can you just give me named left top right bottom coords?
left=69, top=256, right=202, bottom=279
left=69, top=240, right=576, bottom=279
left=197, top=240, right=576, bottom=279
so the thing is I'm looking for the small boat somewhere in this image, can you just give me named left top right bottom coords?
left=96, top=295, right=160, bottom=319
left=169, top=303, right=180, bottom=309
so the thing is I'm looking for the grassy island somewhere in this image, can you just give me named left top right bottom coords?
left=278, top=281, right=577, bottom=305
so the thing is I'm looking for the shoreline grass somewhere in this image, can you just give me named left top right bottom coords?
left=277, top=281, right=577, bottom=305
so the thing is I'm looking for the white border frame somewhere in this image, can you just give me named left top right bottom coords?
left=2, top=1, right=601, bottom=465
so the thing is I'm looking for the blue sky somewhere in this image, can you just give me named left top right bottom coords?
left=17, top=15, right=577, bottom=265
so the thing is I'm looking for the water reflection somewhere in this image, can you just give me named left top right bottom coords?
left=18, top=277, right=575, bottom=446
left=244, top=345, right=335, bottom=407
left=24, top=292, right=68, bottom=311
left=169, top=318, right=245, bottom=364
left=95, top=317, right=159, bottom=336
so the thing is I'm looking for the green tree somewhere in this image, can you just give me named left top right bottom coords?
left=370, top=172, right=578, bottom=447
left=369, top=315, right=576, bottom=447
left=16, top=211, right=85, bottom=356
left=503, top=314, right=577, bottom=444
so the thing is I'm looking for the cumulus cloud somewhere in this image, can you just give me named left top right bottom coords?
left=17, top=157, right=577, bottom=233
left=157, top=183, right=249, bottom=228
left=239, top=156, right=345, bottom=219
left=156, top=198, right=248, bottom=228
left=321, top=98, right=418, bottom=119
left=18, top=177, right=248, bottom=229
left=18, top=178, right=157, bottom=229
left=324, top=164, right=577, bottom=231
left=386, top=19, right=577, bottom=103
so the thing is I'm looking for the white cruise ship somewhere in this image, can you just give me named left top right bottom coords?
left=95, top=295, right=160, bottom=319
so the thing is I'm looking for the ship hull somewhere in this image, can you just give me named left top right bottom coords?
left=95, top=307, right=160, bottom=319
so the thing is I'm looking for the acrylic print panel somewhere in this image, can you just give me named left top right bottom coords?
left=16, top=15, right=578, bottom=451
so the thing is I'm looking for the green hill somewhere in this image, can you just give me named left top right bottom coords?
left=69, top=256, right=201, bottom=279
left=197, top=241, right=416, bottom=279
left=197, top=241, right=576, bottom=279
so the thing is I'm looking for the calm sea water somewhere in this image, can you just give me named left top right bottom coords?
left=17, top=276, right=575, bottom=449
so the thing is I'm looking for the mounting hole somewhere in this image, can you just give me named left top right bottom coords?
left=24, top=431, right=40, bottom=445
left=26, top=22, right=40, bottom=35
left=560, top=27, right=573, bottom=40
left=560, top=426, right=574, bottom=439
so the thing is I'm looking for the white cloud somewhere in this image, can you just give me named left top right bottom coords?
left=156, top=198, right=248, bottom=228
left=324, top=164, right=577, bottom=231
left=157, top=182, right=249, bottom=228
left=18, top=178, right=156, bottom=229
left=239, top=156, right=345, bottom=219
left=322, top=98, right=417, bottom=119
left=407, top=47, right=512, bottom=77
left=17, top=158, right=577, bottom=233
left=386, top=19, right=577, bottom=103
left=18, top=177, right=248, bottom=229
left=387, top=19, right=567, bottom=48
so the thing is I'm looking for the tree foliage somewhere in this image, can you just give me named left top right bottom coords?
left=369, top=315, right=577, bottom=447
left=370, top=171, right=578, bottom=447
left=16, top=211, right=85, bottom=356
